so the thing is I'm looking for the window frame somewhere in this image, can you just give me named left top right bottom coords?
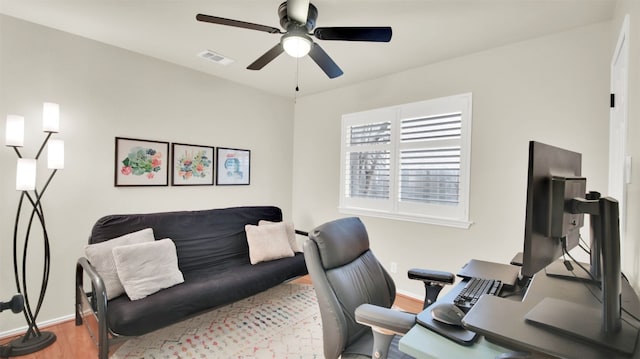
left=339, top=93, right=473, bottom=228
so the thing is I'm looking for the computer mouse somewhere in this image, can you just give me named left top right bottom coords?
left=430, top=302, right=465, bottom=327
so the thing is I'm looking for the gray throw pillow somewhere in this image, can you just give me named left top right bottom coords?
left=245, top=222, right=295, bottom=264
left=258, top=220, right=302, bottom=252
left=112, top=238, right=184, bottom=300
left=84, top=228, right=155, bottom=300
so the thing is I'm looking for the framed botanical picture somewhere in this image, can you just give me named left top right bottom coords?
left=171, top=143, right=214, bottom=186
left=115, top=137, right=169, bottom=187
left=216, top=147, right=250, bottom=185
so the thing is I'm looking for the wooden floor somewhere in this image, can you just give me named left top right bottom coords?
left=0, top=322, right=98, bottom=359
left=0, top=276, right=423, bottom=358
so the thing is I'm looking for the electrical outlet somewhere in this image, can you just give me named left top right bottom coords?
left=390, top=262, right=398, bottom=273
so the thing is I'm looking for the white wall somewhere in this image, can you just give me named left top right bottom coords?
left=0, top=10, right=622, bottom=336
left=613, top=1, right=640, bottom=293
left=0, top=15, right=294, bottom=333
left=292, top=22, right=612, bottom=297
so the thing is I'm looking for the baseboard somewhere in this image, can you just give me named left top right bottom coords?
left=396, top=288, right=423, bottom=301
left=0, top=313, right=75, bottom=340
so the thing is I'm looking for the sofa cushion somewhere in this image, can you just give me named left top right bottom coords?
left=84, top=228, right=155, bottom=300
left=259, top=220, right=302, bottom=252
left=246, top=223, right=295, bottom=264
left=90, top=207, right=283, bottom=274
left=113, top=239, right=184, bottom=300
left=106, top=252, right=308, bottom=336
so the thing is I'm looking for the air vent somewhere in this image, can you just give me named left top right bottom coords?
left=198, top=50, right=234, bottom=65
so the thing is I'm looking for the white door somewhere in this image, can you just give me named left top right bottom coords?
left=609, top=15, right=630, bottom=264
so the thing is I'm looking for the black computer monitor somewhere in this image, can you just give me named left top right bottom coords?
left=520, top=141, right=636, bottom=354
left=521, top=141, right=584, bottom=278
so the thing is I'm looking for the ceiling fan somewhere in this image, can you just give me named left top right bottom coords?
left=196, top=0, right=392, bottom=79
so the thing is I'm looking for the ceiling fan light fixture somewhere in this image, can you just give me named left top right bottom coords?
left=196, top=1, right=390, bottom=78
left=282, top=33, right=311, bottom=58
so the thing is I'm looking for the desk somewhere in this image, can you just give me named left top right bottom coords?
left=463, top=265, right=640, bottom=359
left=399, top=273, right=515, bottom=358
left=399, top=260, right=640, bottom=359
left=400, top=324, right=505, bottom=359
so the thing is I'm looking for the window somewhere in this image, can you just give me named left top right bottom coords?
left=339, top=93, right=472, bottom=228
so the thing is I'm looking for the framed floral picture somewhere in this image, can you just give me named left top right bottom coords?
left=115, top=137, right=169, bottom=187
left=171, top=143, right=214, bottom=186
left=216, top=147, right=250, bottom=185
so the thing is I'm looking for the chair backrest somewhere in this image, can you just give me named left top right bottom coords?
left=304, top=217, right=396, bottom=359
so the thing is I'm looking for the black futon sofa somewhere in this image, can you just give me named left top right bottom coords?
left=75, top=206, right=308, bottom=359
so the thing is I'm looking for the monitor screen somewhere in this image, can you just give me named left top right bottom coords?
left=521, top=141, right=585, bottom=278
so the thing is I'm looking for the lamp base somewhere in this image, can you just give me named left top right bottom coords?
left=8, top=331, right=56, bottom=356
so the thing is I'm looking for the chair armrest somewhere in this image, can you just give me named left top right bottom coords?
left=76, top=257, right=108, bottom=308
left=355, top=303, right=415, bottom=335
left=408, top=268, right=455, bottom=309
left=76, top=257, right=110, bottom=359
left=407, top=268, right=455, bottom=285
left=294, top=229, right=309, bottom=237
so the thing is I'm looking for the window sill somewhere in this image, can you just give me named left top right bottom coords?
left=338, top=207, right=473, bottom=229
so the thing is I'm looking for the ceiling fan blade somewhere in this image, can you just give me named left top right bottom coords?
left=314, top=27, right=392, bottom=42
left=247, top=43, right=285, bottom=70
left=287, top=0, right=310, bottom=25
left=308, top=43, right=343, bottom=79
left=196, top=14, right=282, bottom=34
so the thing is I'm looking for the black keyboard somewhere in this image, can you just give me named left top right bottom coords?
left=453, top=277, right=502, bottom=312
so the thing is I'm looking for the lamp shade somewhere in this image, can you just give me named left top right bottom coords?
left=47, top=139, right=64, bottom=169
left=16, top=158, right=37, bottom=191
left=282, top=34, right=311, bottom=58
left=6, top=115, right=25, bottom=147
left=42, top=102, right=59, bottom=133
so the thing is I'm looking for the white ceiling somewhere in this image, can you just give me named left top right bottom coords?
left=0, top=0, right=616, bottom=98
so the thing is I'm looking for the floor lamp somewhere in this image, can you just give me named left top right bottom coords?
left=4, top=103, right=64, bottom=355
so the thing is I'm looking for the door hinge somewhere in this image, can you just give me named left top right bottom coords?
left=611, top=93, right=615, bottom=108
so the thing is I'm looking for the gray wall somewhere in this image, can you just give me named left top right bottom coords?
left=0, top=15, right=294, bottom=333
left=2, top=6, right=635, bottom=336
left=291, top=21, right=612, bottom=297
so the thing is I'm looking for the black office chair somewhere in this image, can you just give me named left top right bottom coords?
left=304, top=217, right=455, bottom=359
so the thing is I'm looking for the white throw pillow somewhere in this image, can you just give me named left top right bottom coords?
left=246, top=222, right=295, bottom=264
left=84, top=228, right=155, bottom=300
left=258, top=220, right=302, bottom=253
left=112, top=238, right=184, bottom=301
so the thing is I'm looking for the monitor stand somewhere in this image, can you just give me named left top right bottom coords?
left=544, top=260, right=599, bottom=284
left=525, top=297, right=638, bottom=354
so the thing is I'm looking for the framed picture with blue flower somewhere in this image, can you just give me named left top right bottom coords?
left=115, top=137, right=169, bottom=187
left=171, top=143, right=214, bottom=186
left=216, top=147, right=250, bottom=185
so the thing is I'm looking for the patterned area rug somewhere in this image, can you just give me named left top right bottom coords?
left=111, top=283, right=323, bottom=358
